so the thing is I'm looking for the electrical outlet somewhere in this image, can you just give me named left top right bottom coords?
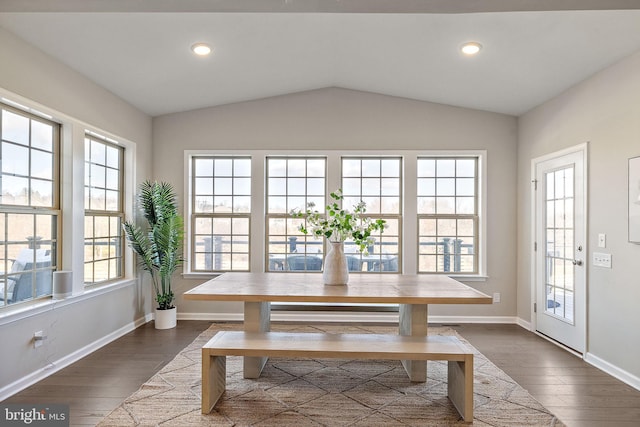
left=593, top=252, right=612, bottom=268
left=493, top=292, right=501, bottom=303
left=33, top=330, right=46, bottom=348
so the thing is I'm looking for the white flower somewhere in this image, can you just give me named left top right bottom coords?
left=290, top=189, right=386, bottom=253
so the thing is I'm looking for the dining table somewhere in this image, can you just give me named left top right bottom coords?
left=184, top=272, right=493, bottom=381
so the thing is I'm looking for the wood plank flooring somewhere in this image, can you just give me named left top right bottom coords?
left=4, top=321, right=640, bottom=426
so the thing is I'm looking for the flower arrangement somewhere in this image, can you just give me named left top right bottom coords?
left=291, top=189, right=386, bottom=253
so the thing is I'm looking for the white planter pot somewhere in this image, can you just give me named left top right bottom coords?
left=155, top=307, right=177, bottom=329
left=323, top=241, right=349, bottom=285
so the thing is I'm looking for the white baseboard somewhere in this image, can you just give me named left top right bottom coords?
left=585, top=352, right=640, bottom=392
left=516, top=317, right=532, bottom=330
left=178, top=312, right=518, bottom=325
left=0, top=312, right=153, bottom=401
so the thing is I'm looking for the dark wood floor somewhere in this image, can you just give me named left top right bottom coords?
left=4, top=321, right=640, bottom=426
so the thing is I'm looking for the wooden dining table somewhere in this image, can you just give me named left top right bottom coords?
left=184, top=272, right=492, bottom=381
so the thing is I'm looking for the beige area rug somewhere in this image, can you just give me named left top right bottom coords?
left=98, top=323, right=563, bottom=426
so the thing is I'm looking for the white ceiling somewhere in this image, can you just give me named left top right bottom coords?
left=1, top=2, right=640, bottom=117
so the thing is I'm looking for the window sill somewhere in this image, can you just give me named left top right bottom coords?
left=182, top=272, right=224, bottom=280
left=446, top=274, right=488, bottom=282
left=0, top=278, right=136, bottom=326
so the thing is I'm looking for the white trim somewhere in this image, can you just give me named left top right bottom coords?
left=530, top=142, right=588, bottom=350
left=0, top=312, right=153, bottom=401
left=516, top=317, right=532, bottom=330
left=585, top=352, right=640, bottom=392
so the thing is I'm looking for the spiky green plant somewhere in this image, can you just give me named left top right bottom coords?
left=123, top=181, right=184, bottom=310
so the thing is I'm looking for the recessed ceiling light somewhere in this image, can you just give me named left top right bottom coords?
left=460, top=42, right=482, bottom=56
left=191, top=43, right=212, bottom=56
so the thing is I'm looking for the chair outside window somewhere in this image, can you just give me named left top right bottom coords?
left=286, top=255, right=323, bottom=271
left=346, top=255, right=362, bottom=272
left=0, top=249, right=52, bottom=304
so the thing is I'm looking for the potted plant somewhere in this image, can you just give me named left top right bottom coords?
left=123, top=180, right=184, bottom=329
left=291, top=189, right=386, bottom=285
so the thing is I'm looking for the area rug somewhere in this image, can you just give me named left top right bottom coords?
left=97, top=323, right=563, bottom=426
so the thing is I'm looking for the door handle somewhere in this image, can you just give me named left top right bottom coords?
left=572, top=259, right=583, bottom=266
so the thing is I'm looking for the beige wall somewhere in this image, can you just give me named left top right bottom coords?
left=518, top=50, right=640, bottom=380
left=0, top=27, right=153, bottom=396
left=153, top=87, right=518, bottom=319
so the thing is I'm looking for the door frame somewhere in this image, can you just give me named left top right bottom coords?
left=530, top=142, right=588, bottom=355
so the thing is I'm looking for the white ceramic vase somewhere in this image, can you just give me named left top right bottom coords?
left=323, top=241, right=349, bottom=285
left=155, top=306, right=177, bottom=329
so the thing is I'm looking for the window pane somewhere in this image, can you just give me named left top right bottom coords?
left=417, top=178, right=435, bottom=197
left=381, top=159, right=400, bottom=177
left=287, top=159, right=306, bottom=176
left=105, top=168, right=119, bottom=190
left=195, top=158, right=214, bottom=176
left=192, top=156, right=252, bottom=272
left=307, top=159, right=325, bottom=176
left=105, top=145, right=120, bottom=168
left=84, top=135, right=124, bottom=285
left=266, top=157, right=327, bottom=271
left=2, top=110, right=29, bottom=145
left=215, top=158, right=233, bottom=175
left=339, top=157, right=402, bottom=273
left=457, top=178, right=475, bottom=196
left=269, top=178, right=286, bottom=195
left=456, top=159, right=475, bottom=177
left=91, top=140, right=105, bottom=164
left=417, top=159, right=435, bottom=177
left=2, top=142, right=29, bottom=175
left=342, top=178, right=360, bottom=195
left=234, top=177, right=251, bottom=195
left=342, top=158, right=360, bottom=177
left=1, top=107, right=59, bottom=306
left=438, top=159, right=455, bottom=176
left=214, top=177, right=232, bottom=194
left=418, top=156, right=479, bottom=273
left=235, top=158, right=251, bottom=176
left=362, top=159, right=380, bottom=177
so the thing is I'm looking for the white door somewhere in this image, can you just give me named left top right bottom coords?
left=533, top=146, right=586, bottom=353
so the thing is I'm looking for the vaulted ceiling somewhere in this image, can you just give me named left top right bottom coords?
left=1, top=1, right=640, bottom=116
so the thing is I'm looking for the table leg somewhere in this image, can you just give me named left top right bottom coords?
left=399, top=303, right=428, bottom=382
left=243, top=301, right=270, bottom=378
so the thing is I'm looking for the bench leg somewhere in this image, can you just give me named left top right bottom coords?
left=244, top=301, right=271, bottom=378
left=447, top=354, right=473, bottom=423
left=399, top=303, right=428, bottom=382
left=202, top=352, right=226, bottom=414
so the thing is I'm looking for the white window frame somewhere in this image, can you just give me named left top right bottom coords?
left=184, top=150, right=487, bottom=280
left=191, top=155, right=252, bottom=272
left=83, top=133, right=125, bottom=286
left=417, top=155, right=479, bottom=274
left=0, top=104, right=60, bottom=306
left=0, top=89, right=138, bottom=321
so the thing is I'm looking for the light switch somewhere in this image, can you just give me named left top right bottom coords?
left=598, top=233, right=606, bottom=248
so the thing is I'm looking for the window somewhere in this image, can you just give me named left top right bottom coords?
left=192, top=156, right=251, bottom=271
left=0, top=105, right=59, bottom=307
left=417, top=157, right=478, bottom=273
left=341, top=157, right=401, bottom=272
left=84, top=134, right=124, bottom=285
left=266, top=157, right=326, bottom=271
left=186, top=151, right=485, bottom=278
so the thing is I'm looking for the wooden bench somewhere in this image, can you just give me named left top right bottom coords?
left=202, top=331, right=474, bottom=422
